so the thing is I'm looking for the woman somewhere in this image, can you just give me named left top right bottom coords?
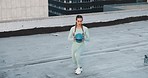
left=68, top=15, right=90, bottom=75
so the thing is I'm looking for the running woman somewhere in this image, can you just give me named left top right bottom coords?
left=68, top=15, right=90, bottom=75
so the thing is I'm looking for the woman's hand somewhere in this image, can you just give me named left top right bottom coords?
left=73, top=36, right=76, bottom=41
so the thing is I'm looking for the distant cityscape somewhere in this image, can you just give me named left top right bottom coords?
left=48, top=0, right=147, bottom=16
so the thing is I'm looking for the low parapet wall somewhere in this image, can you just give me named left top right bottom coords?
left=0, top=9, right=148, bottom=38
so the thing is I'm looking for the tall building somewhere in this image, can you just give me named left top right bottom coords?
left=49, top=0, right=104, bottom=16
left=48, top=0, right=137, bottom=16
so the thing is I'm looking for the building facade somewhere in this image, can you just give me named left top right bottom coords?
left=0, top=0, right=147, bottom=22
left=0, top=0, right=48, bottom=22
left=49, top=0, right=104, bottom=16
left=48, top=0, right=138, bottom=16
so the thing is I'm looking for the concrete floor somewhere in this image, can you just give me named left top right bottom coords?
left=0, top=20, right=148, bottom=78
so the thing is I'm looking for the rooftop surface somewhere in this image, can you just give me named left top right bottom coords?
left=0, top=20, right=148, bottom=78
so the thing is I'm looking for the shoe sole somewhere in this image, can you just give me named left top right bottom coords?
left=75, top=70, right=82, bottom=75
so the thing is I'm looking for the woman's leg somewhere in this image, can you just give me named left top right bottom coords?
left=72, top=43, right=84, bottom=74
left=72, top=43, right=84, bottom=68
left=75, top=51, right=81, bottom=68
left=72, top=50, right=77, bottom=65
left=72, top=49, right=81, bottom=68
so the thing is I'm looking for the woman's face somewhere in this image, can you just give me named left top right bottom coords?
left=76, top=18, right=83, bottom=26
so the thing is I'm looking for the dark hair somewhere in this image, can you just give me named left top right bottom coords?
left=76, top=15, right=83, bottom=20
left=74, top=15, right=84, bottom=33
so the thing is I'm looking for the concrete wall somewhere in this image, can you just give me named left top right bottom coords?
left=0, top=0, right=48, bottom=22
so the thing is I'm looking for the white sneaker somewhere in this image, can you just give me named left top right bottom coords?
left=75, top=67, right=82, bottom=75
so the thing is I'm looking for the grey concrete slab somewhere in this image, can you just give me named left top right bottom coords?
left=0, top=20, right=148, bottom=78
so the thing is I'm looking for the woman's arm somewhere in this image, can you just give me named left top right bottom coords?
left=84, top=27, right=90, bottom=41
left=68, top=27, right=74, bottom=41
